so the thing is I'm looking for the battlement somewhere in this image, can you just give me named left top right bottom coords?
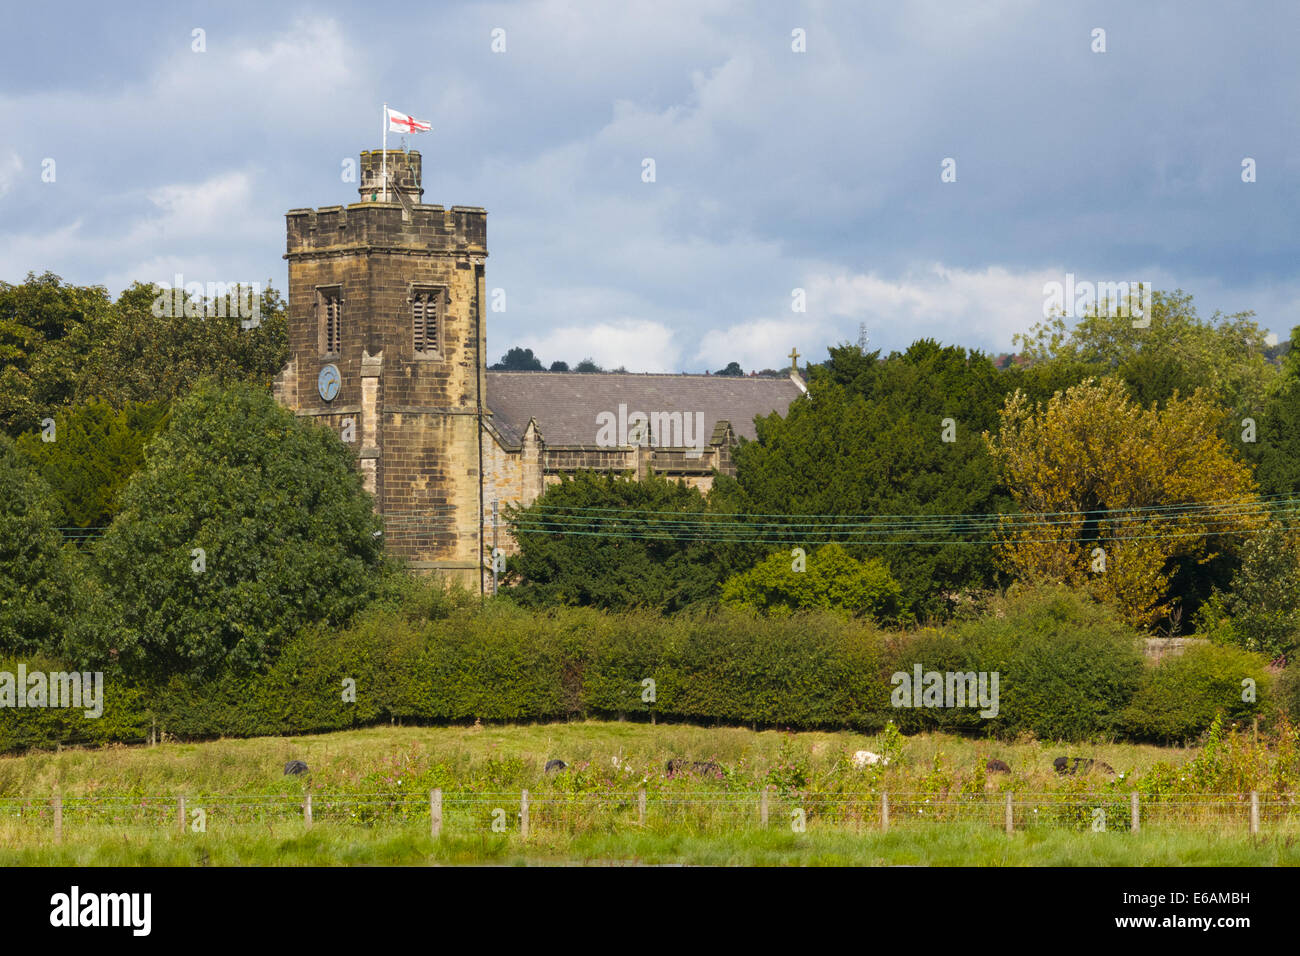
left=284, top=202, right=487, bottom=259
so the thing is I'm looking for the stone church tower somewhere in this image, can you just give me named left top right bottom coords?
left=278, top=149, right=488, bottom=586
left=277, top=148, right=803, bottom=594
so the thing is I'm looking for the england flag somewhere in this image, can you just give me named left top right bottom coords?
left=386, top=108, right=431, bottom=134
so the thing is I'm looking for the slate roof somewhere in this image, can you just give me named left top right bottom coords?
left=484, top=371, right=803, bottom=447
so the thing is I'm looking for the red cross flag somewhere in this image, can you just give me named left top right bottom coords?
left=386, top=108, right=431, bottom=134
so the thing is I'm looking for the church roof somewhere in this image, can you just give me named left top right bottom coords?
left=484, top=371, right=803, bottom=447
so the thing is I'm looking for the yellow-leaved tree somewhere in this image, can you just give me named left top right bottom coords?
left=984, top=377, right=1259, bottom=627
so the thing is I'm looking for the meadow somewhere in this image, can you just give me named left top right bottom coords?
left=2, top=721, right=1296, bottom=865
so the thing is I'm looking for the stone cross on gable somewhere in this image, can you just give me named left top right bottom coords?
left=788, top=346, right=800, bottom=372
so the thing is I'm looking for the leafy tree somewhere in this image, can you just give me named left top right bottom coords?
left=574, top=358, right=604, bottom=373
left=720, top=542, right=902, bottom=621
left=1195, top=521, right=1300, bottom=661
left=731, top=340, right=1016, bottom=619
left=86, top=380, right=385, bottom=678
left=505, top=472, right=751, bottom=611
left=490, top=346, right=544, bottom=371
left=0, top=436, right=73, bottom=655
left=1247, top=324, right=1300, bottom=496
left=14, top=400, right=170, bottom=527
left=714, top=361, right=744, bottom=377
left=549, top=360, right=570, bottom=372
left=1015, top=288, right=1278, bottom=415
left=0, top=272, right=114, bottom=435
left=72, top=282, right=287, bottom=408
left=984, top=377, right=1258, bottom=627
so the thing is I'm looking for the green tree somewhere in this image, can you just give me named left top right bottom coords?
left=731, top=340, right=1015, bottom=619
left=0, top=272, right=114, bottom=435
left=505, top=472, right=751, bottom=611
left=490, top=347, right=545, bottom=371
left=1015, top=288, right=1278, bottom=415
left=1195, top=521, right=1300, bottom=660
left=1247, top=325, right=1300, bottom=496
left=72, top=282, right=287, bottom=408
left=0, top=436, right=73, bottom=655
left=720, top=542, right=902, bottom=621
left=714, top=361, right=744, bottom=377
left=86, top=380, right=385, bottom=678
left=985, top=377, right=1258, bottom=627
left=1015, top=291, right=1279, bottom=623
left=14, top=400, right=171, bottom=527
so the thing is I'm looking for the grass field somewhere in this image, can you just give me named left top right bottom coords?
left=1, top=721, right=1294, bottom=865
left=0, top=721, right=1190, bottom=795
left=4, top=823, right=1297, bottom=866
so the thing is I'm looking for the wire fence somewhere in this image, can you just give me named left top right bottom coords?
left=2, top=790, right=1296, bottom=838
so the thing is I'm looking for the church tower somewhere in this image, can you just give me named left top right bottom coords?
left=279, top=149, right=488, bottom=587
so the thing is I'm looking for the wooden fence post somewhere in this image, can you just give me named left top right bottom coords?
left=1250, top=791, right=1259, bottom=835
left=178, top=796, right=186, bottom=834
left=1005, top=793, right=1014, bottom=835
left=304, top=792, right=313, bottom=828
left=1130, top=792, right=1140, bottom=833
left=520, top=790, right=529, bottom=839
left=638, top=788, right=647, bottom=827
left=880, top=791, right=889, bottom=832
left=430, top=789, right=442, bottom=839
left=759, top=789, right=768, bottom=827
left=53, top=795, right=62, bottom=844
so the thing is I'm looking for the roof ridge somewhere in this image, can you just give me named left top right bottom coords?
left=485, top=370, right=791, bottom=379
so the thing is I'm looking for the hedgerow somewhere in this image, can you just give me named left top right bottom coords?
left=0, top=585, right=1276, bottom=752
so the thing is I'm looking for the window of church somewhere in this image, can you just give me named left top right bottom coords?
left=411, top=285, right=443, bottom=357
left=317, top=285, right=342, bottom=355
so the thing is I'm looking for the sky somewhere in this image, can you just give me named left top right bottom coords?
left=1, top=0, right=1297, bottom=373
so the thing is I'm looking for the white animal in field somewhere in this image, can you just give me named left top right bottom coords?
left=852, top=750, right=890, bottom=769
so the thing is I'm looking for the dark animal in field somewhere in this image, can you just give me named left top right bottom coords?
left=666, top=759, right=724, bottom=778
left=1072, top=758, right=1115, bottom=775
left=985, top=758, right=1011, bottom=774
left=1054, top=756, right=1115, bottom=775
left=544, top=759, right=567, bottom=773
left=284, top=760, right=309, bottom=776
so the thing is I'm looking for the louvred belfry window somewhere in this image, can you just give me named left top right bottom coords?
left=318, top=286, right=342, bottom=355
left=412, top=286, right=442, bottom=356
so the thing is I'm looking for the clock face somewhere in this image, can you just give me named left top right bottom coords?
left=318, top=364, right=341, bottom=402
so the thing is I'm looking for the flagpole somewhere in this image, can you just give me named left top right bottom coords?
left=381, top=102, right=388, bottom=202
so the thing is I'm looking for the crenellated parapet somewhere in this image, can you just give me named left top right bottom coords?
left=285, top=202, right=487, bottom=261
